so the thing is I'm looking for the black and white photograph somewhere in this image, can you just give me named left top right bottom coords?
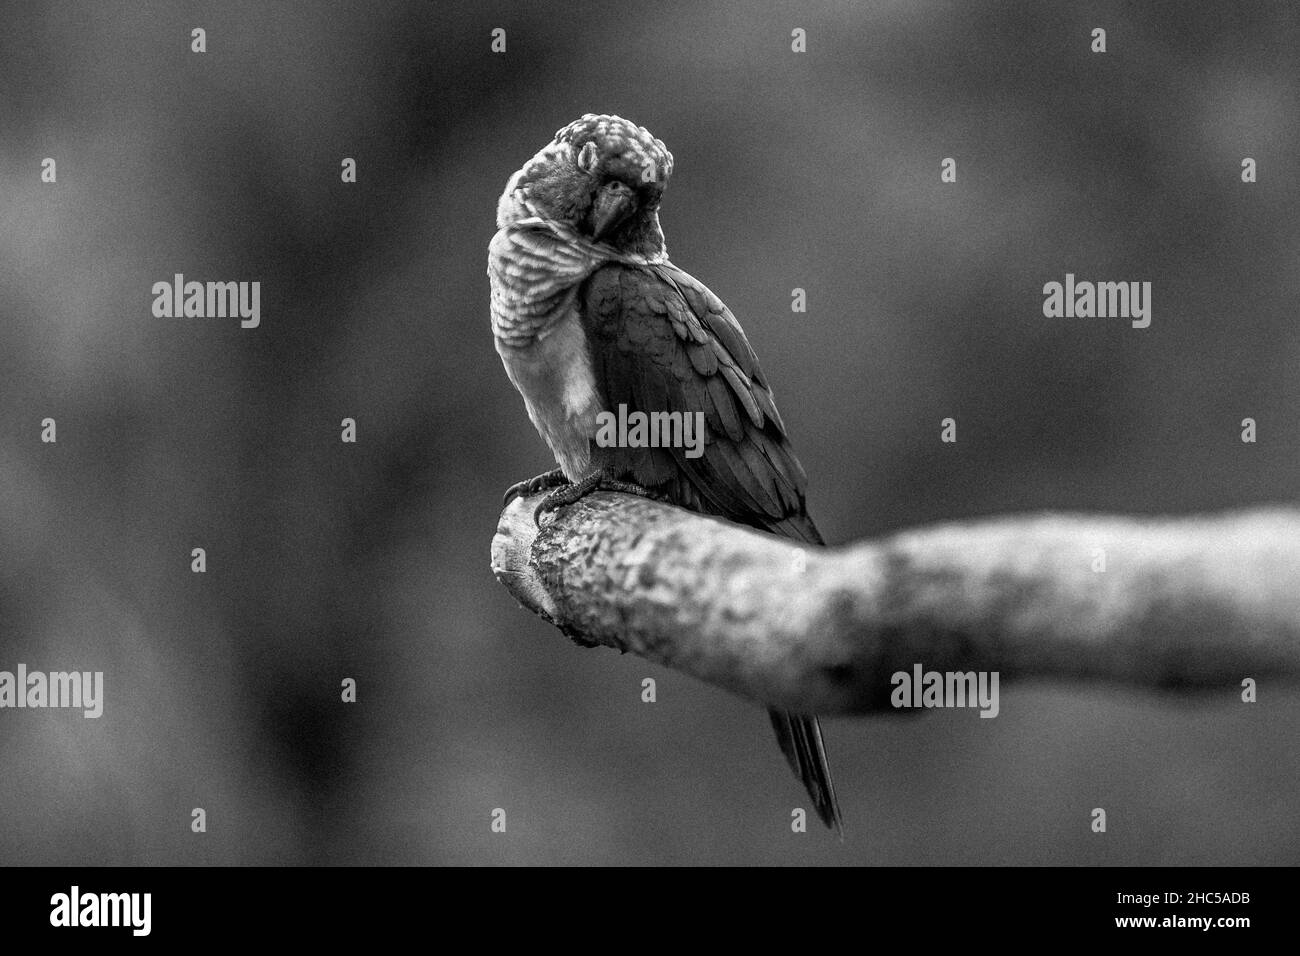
left=0, top=0, right=1295, bottom=934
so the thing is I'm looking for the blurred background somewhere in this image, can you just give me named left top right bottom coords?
left=1, top=0, right=1297, bottom=865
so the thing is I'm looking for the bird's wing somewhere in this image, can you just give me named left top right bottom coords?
left=580, top=259, right=843, bottom=833
left=580, top=260, right=822, bottom=544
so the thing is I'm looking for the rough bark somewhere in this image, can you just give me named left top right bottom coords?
left=491, top=494, right=1300, bottom=714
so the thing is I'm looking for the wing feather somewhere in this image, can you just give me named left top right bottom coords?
left=580, top=260, right=814, bottom=535
left=578, top=257, right=839, bottom=832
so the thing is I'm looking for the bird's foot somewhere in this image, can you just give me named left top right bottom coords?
left=503, top=468, right=570, bottom=506
left=533, top=473, right=659, bottom=525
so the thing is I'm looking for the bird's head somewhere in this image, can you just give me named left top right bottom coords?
left=497, top=114, right=674, bottom=259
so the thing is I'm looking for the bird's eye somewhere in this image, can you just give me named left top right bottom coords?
left=576, top=141, right=599, bottom=174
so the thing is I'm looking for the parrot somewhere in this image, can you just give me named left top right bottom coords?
left=488, top=113, right=843, bottom=833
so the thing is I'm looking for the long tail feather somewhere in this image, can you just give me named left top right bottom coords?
left=769, top=710, right=843, bottom=836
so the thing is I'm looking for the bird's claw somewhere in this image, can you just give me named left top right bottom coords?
left=532, top=474, right=658, bottom=526
left=503, top=469, right=570, bottom=506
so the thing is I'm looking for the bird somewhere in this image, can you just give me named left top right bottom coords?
left=488, top=113, right=842, bottom=833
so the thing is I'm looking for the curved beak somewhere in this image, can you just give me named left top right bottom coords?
left=589, top=181, right=636, bottom=242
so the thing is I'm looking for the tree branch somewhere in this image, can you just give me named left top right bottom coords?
left=490, top=494, right=1300, bottom=714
